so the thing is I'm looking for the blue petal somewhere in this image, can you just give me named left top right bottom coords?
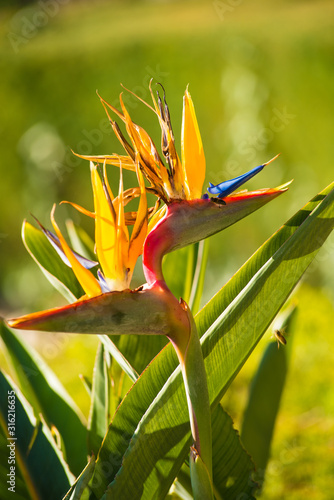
left=207, top=163, right=265, bottom=198
left=32, top=215, right=98, bottom=269
left=97, top=269, right=111, bottom=293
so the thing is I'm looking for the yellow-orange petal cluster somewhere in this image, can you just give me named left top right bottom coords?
left=75, top=83, right=206, bottom=204
left=52, top=158, right=148, bottom=298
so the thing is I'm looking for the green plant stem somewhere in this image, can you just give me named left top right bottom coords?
left=169, top=299, right=213, bottom=500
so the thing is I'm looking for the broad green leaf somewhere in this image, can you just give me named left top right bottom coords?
left=176, top=404, right=257, bottom=500
left=88, top=343, right=110, bottom=455
left=0, top=322, right=87, bottom=476
left=0, top=371, right=74, bottom=500
left=87, top=183, right=334, bottom=499
left=241, top=306, right=298, bottom=474
left=110, top=334, right=168, bottom=376
left=88, top=341, right=180, bottom=499
left=211, top=405, right=256, bottom=499
left=23, top=220, right=84, bottom=301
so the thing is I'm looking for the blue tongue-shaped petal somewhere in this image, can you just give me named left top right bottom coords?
left=97, top=269, right=111, bottom=293
left=208, top=155, right=279, bottom=198
left=31, top=214, right=98, bottom=270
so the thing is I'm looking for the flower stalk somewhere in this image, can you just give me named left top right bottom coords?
left=169, top=299, right=214, bottom=500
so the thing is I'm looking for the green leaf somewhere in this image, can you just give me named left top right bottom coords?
left=88, top=344, right=181, bottom=499
left=162, top=244, right=195, bottom=301
left=109, top=334, right=168, bottom=376
left=98, top=335, right=139, bottom=383
left=163, top=239, right=209, bottom=317
left=189, top=452, right=214, bottom=500
left=211, top=405, right=256, bottom=499
left=79, top=374, right=92, bottom=397
left=177, top=404, right=257, bottom=500
left=23, top=220, right=84, bottom=300
left=0, top=322, right=87, bottom=476
left=62, top=456, right=96, bottom=500
left=65, top=219, right=96, bottom=262
left=240, top=306, right=298, bottom=475
left=87, top=183, right=334, bottom=499
left=0, top=426, right=30, bottom=500
left=87, top=343, right=110, bottom=455
left=166, top=478, right=193, bottom=500
left=188, top=239, right=209, bottom=315
left=0, top=371, right=74, bottom=500
left=183, top=244, right=197, bottom=304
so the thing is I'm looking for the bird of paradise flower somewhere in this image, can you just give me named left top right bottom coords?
left=7, top=82, right=290, bottom=500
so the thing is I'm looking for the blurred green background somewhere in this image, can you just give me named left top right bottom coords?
left=0, top=1, right=333, bottom=498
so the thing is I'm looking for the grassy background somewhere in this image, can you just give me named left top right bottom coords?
left=0, top=0, right=333, bottom=498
